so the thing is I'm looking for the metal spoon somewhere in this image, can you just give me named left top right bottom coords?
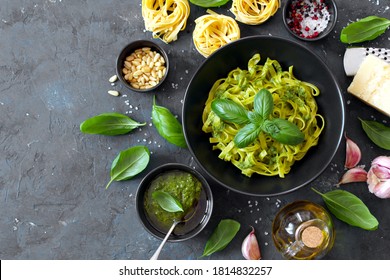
left=150, top=202, right=198, bottom=260
left=150, top=219, right=181, bottom=260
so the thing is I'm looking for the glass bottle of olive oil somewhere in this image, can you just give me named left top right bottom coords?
left=272, top=200, right=335, bottom=260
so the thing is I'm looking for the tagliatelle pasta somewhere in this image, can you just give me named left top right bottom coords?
left=142, top=0, right=190, bottom=43
left=202, top=54, right=325, bottom=178
left=193, top=10, right=240, bottom=58
left=230, top=0, right=280, bottom=25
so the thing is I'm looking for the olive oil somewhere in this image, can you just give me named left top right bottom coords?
left=272, top=200, right=335, bottom=260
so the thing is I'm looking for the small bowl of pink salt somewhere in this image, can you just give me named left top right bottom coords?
left=283, top=0, right=337, bottom=41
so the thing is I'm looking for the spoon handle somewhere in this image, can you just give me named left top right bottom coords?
left=150, top=221, right=179, bottom=260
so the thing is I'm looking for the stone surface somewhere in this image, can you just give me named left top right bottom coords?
left=0, top=0, right=389, bottom=260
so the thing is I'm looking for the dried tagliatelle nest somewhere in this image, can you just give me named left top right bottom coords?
left=142, top=0, right=190, bottom=43
left=230, top=0, right=280, bottom=25
left=193, top=10, right=240, bottom=58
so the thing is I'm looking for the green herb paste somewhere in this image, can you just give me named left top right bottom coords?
left=144, top=170, right=202, bottom=230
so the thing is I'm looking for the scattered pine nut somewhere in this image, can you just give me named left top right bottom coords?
left=109, top=75, right=118, bottom=83
left=108, top=90, right=120, bottom=97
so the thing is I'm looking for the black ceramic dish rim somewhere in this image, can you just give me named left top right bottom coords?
left=282, top=0, right=338, bottom=42
left=182, top=35, right=345, bottom=197
left=116, top=39, right=170, bottom=92
left=135, top=163, right=214, bottom=242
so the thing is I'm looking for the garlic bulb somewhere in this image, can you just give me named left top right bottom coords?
left=367, top=156, right=390, bottom=199
left=241, top=226, right=261, bottom=260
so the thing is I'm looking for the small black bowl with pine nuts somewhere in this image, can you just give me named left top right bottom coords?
left=116, top=40, right=169, bottom=92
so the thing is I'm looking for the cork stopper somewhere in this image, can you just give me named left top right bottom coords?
left=301, top=226, right=324, bottom=248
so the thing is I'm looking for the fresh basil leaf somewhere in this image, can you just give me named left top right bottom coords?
left=202, top=219, right=240, bottom=257
left=254, top=89, right=273, bottom=119
left=312, top=188, right=379, bottom=231
left=152, top=97, right=187, bottom=148
left=247, top=111, right=263, bottom=126
left=80, top=112, right=145, bottom=136
left=234, top=123, right=262, bottom=148
left=264, top=118, right=304, bottom=145
left=106, top=146, right=150, bottom=189
left=360, top=118, right=390, bottom=150
left=211, top=99, right=250, bottom=125
left=152, top=191, right=184, bottom=213
left=340, top=16, right=390, bottom=44
left=190, top=0, right=231, bottom=8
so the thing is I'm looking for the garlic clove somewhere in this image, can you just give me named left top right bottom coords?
left=367, top=167, right=381, bottom=193
left=372, top=156, right=390, bottom=169
left=371, top=156, right=390, bottom=178
left=369, top=164, right=390, bottom=181
left=337, top=166, right=367, bottom=186
left=345, top=134, right=362, bottom=169
left=367, top=156, right=390, bottom=199
left=241, top=226, right=261, bottom=260
left=368, top=179, right=390, bottom=199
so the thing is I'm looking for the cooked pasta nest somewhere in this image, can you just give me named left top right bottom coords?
left=202, top=53, right=325, bottom=178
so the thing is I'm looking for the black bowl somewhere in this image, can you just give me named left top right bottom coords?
left=182, top=35, right=345, bottom=196
left=283, top=0, right=338, bottom=41
left=116, top=40, right=169, bottom=92
left=135, top=163, right=213, bottom=242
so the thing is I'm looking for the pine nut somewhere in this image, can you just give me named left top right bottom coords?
left=143, top=66, right=151, bottom=73
left=108, top=90, right=120, bottom=97
left=133, top=70, right=143, bottom=77
left=132, top=60, right=141, bottom=66
left=131, top=83, right=140, bottom=89
left=153, top=53, right=161, bottom=62
left=124, top=61, right=132, bottom=69
left=109, top=75, right=118, bottom=83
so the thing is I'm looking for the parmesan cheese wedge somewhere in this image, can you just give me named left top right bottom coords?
left=347, top=54, right=390, bottom=117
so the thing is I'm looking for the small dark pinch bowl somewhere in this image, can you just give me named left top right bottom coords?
left=135, top=163, right=213, bottom=242
left=283, top=0, right=338, bottom=41
left=116, top=40, right=169, bottom=92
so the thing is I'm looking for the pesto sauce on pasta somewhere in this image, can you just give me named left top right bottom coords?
left=202, top=54, right=325, bottom=178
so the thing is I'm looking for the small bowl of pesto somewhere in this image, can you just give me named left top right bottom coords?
left=135, top=163, right=213, bottom=242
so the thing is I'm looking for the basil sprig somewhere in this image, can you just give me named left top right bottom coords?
left=211, top=89, right=304, bottom=148
left=340, top=16, right=390, bottom=44
left=106, top=146, right=150, bottom=189
left=312, top=188, right=379, bottom=231
left=189, top=0, right=231, bottom=8
left=152, top=97, right=187, bottom=148
left=80, top=112, right=145, bottom=136
left=152, top=191, right=184, bottom=213
left=201, top=219, right=240, bottom=257
left=360, top=118, right=390, bottom=150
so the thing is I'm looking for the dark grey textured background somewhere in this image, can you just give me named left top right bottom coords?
left=1, top=0, right=389, bottom=260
